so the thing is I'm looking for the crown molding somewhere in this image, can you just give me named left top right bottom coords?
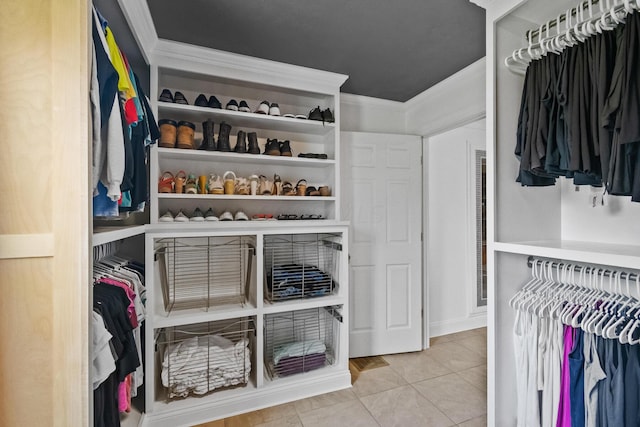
left=341, top=93, right=405, bottom=109
left=116, top=0, right=158, bottom=63
left=468, top=0, right=491, bottom=8
left=152, top=39, right=348, bottom=94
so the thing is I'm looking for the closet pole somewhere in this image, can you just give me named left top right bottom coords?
left=526, top=256, right=639, bottom=281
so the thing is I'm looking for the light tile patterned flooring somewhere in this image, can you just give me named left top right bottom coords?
left=196, top=327, right=487, bottom=427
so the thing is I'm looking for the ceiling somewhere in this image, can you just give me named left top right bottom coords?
left=145, top=0, right=486, bottom=102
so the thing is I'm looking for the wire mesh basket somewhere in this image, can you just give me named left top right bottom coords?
left=156, top=317, right=255, bottom=400
left=264, top=233, right=341, bottom=302
left=264, top=306, right=342, bottom=379
left=155, top=236, right=255, bottom=312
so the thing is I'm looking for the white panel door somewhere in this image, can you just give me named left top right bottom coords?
left=341, top=132, right=423, bottom=357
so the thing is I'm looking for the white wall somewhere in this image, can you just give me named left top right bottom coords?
left=427, top=120, right=487, bottom=337
left=406, top=58, right=486, bottom=137
left=340, top=93, right=406, bottom=133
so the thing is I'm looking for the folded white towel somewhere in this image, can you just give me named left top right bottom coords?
left=273, top=340, right=326, bottom=365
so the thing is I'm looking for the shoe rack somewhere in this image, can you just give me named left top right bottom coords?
left=143, top=45, right=351, bottom=427
left=149, top=49, right=348, bottom=225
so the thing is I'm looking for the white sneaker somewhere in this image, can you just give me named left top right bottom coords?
left=269, top=102, right=281, bottom=116
left=174, top=210, right=189, bottom=222
left=204, top=208, right=219, bottom=221
left=219, top=211, right=234, bottom=221
left=234, top=211, right=249, bottom=221
left=159, top=211, right=174, bottom=222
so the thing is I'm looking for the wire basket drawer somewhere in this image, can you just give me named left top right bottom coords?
left=264, top=306, right=342, bottom=379
left=264, top=233, right=341, bottom=302
left=157, top=317, right=255, bottom=400
left=155, top=236, right=255, bottom=312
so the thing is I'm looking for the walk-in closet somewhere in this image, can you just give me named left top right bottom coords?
left=488, top=0, right=640, bottom=425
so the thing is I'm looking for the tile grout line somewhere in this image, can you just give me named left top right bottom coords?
left=407, top=383, right=457, bottom=427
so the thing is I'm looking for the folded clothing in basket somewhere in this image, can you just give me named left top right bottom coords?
left=161, top=334, right=250, bottom=398
left=272, top=340, right=327, bottom=376
left=267, top=264, right=333, bottom=299
left=275, top=353, right=326, bottom=376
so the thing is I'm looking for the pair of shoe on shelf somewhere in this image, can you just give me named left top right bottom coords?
left=159, top=208, right=249, bottom=222
left=158, top=89, right=189, bottom=105
left=223, top=99, right=251, bottom=112
left=193, top=93, right=223, bottom=109
left=264, top=139, right=292, bottom=156
left=298, top=153, right=328, bottom=159
left=276, top=214, right=325, bottom=220
left=254, top=100, right=281, bottom=116
left=159, top=208, right=219, bottom=222
left=308, top=106, right=335, bottom=123
left=159, top=171, right=202, bottom=194
left=197, top=119, right=260, bottom=154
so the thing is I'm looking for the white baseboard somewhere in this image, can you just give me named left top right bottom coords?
left=429, top=314, right=487, bottom=338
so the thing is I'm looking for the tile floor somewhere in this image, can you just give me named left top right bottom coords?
left=196, top=327, right=487, bottom=427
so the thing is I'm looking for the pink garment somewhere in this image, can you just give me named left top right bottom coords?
left=557, top=326, right=574, bottom=427
left=100, top=277, right=138, bottom=328
left=118, top=374, right=132, bottom=413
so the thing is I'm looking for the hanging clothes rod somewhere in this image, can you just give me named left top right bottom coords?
left=525, top=0, right=602, bottom=41
left=526, top=256, right=639, bottom=281
left=504, top=0, right=635, bottom=73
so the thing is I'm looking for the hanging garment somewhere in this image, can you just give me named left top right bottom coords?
left=583, top=333, right=606, bottom=427
left=568, top=328, right=585, bottom=427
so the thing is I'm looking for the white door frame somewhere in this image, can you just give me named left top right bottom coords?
left=421, top=114, right=486, bottom=349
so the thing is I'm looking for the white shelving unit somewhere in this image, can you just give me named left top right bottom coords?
left=139, top=46, right=350, bottom=427
left=143, top=224, right=350, bottom=427
left=149, top=45, right=347, bottom=225
left=486, top=0, right=640, bottom=425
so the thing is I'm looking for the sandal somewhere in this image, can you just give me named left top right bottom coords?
left=174, top=170, right=186, bottom=194
left=158, top=171, right=174, bottom=193
left=259, top=175, right=274, bottom=195
left=282, top=181, right=296, bottom=196
left=249, top=174, right=259, bottom=196
left=305, top=186, right=321, bottom=196
left=185, top=174, right=198, bottom=194
left=208, top=174, right=224, bottom=195
left=296, top=179, right=307, bottom=197
left=277, top=214, right=299, bottom=220
left=273, top=174, right=282, bottom=196
left=223, top=171, right=236, bottom=195
left=251, top=213, right=275, bottom=221
left=319, top=185, right=331, bottom=196
left=235, top=176, right=250, bottom=195
left=300, top=214, right=324, bottom=220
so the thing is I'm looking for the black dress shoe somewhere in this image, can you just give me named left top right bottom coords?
left=159, top=89, right=174, bottom=103
left=264, top=139, right=281, bottom=156
left=174, top=91, right=189, bottom=105
left=194, top=94, right=208, bottom=107
left=208, top=95, right=222, bottom=109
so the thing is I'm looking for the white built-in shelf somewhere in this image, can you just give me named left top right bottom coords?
left=152, top=305, right=258, bottom=329
left=158, top=194, right=335, bottom=202
left=92, top=225, right=146, bottom=247
left=145, top=221, right=347, bottom=236
left=157, top=147, right=335, bottom=167
left=493, top=240, right=640, bottom=270
left=261, top=295, right=345, bottom=315
left=158, top=102, right=335, bottom=136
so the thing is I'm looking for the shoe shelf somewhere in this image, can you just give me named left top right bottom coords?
left=157, top=147, right=336, bottom=168
left=157, top=194, right=336, bottom=201
left=158, top=102, right=335, bottom=136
